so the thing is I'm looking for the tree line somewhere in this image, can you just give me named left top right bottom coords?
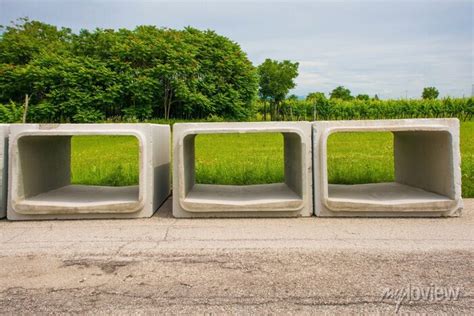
left=0, top=18, right=258, bottom=122
left=0, top=18, right=472, bottom=123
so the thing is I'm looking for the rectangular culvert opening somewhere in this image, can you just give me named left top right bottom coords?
left=326, top=130, right=456, bottom=211
left=71, top=135, right=139, bottom=187
left=181, top=132, right=305, bottom=211
left=327, top=131, right=394, bottom=185
left=16, top=135, right=141, bottom=214
left=196, top=133, right=284, bottom=185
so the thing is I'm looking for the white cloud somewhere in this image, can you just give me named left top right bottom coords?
left=298, top=61, right=329, bottom=68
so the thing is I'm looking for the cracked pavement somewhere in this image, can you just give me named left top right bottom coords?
left=0, top=198, right=473, bottom=313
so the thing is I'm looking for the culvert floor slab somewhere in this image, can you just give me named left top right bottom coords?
left=327, top=182, right=456, bottom=212
left=184, top=183, right=302, bottom=210
left=23, top=185, right=139, bottom=206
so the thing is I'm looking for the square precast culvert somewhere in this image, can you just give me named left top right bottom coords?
left=173, top=122, right=312, bottom=217
left=313, top=119, right=463, bottom=217
left=7, top=124, right=170, bottom=220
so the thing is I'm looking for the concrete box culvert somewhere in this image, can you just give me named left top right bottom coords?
left=0, top=125, right=9, bottom=218
left=7, top=124, right=170, bottom=220
left=173, top=122, right=313, bottom=218
left=313, top=119, right=463, bottom=217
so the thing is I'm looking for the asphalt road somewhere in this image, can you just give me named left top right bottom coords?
left=1, top=199, right=473, bottom=314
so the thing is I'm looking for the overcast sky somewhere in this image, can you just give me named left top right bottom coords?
left=1, top=0, right=472, bottom=99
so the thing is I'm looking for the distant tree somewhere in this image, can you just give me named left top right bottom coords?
left=287, top=94, right=299, bottom=101
left=356, top=94, right=370, bottom=101
left=257, top=59, right=299, bottom=120
left=306, top=92, right=329, bottom=120
left=306, top=92, right=326, bottom=101
left=373, top=94, right=380, bottom=100
left=422, top=87, right=439, bottom=100
left=281, top=94, right=300, bottom=120
left=330, top=86, right=353, bottom=100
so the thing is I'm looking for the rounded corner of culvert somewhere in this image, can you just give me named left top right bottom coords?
left=127, top=199, right=146, bottom=214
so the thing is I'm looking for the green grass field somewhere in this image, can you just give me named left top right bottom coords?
left=71, top=121, right=474, bottom=198
left=327, top=132, right=394, bottom=184
left=71, top=135, right=139, bottom=186
left=195, top=133, right=284, bottom=185
left=460, top=122, right=474, bottom=197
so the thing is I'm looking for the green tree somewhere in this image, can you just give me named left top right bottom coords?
left=0, top=19, right=258, bottom=122
left=183, top=27, right=258, bottom=120
left=356, top=94, right=370, bottom=101
left=306, top=92, right=326, bottom=101
left=422, top=87, right=439, bottom=100
left=257, top=59, right=299, bottom=120
left=330, top=86, right=353, bottom=100
left=0, top=18, right=72, bottom=65
left=306, top=92, right=329, bottom=120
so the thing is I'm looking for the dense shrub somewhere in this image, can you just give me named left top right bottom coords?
left=0, top=19, right=258, bottom=123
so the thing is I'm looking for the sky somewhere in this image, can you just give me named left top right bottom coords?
left=0, top=0, right=472, bottom=99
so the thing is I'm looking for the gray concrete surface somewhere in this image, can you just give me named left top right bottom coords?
left=184, top=183, right=303, bottom=212
left=17, top=185, right=139, bottom=214
left=0, top=198, right=472, bottom=313
left=173, top=122, right=313, bottom=217
left=313, top=119, right=463, bottom=217
left=0, top=124, right=9, bottom=219
left=328, top=182, right=457, bottom=212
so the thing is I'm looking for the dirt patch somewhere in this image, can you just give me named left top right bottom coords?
left=61, top=258, right=136, bottom=274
